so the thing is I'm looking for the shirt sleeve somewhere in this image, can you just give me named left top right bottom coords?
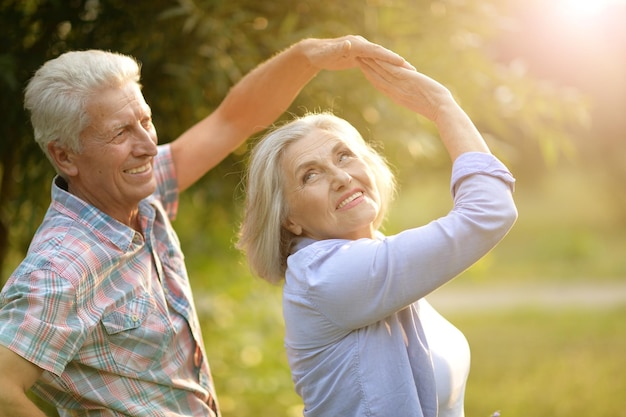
left=286, top=152, right=517, bottom=330
left=153, top=144, right=180, bottom=221
left=0, top=268, right=88, bottom=376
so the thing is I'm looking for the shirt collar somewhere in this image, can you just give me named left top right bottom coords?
left=290, top=230, right=385, bottom=254
left=51, top=176, right=156, bottom=252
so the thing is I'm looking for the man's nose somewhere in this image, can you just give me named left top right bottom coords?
left=133, top=127, right=158, bottom=156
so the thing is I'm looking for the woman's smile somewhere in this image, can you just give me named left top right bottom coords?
left=336, top=190, right=364, bottom=210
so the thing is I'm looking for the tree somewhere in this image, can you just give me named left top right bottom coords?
left=1, top=0, right=589, bottom=415
left=0, top=0, right=587, bottom=281
left=0, top=0, right=278, bottom=281
left=1, top=0, right=588, bottom=282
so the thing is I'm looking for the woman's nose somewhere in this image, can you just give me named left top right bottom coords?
left=331, top=167, right=352, bottom=189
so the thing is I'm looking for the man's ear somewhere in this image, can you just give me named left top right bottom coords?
left=283, top=218, right=303, bottom=236
left=48, top=141, right=79, bottom=177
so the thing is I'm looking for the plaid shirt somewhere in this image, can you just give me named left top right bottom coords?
left=0, top=145, right=219, bottom=416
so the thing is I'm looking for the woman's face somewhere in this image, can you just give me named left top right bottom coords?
left=281, top=129, right=380, bottom=241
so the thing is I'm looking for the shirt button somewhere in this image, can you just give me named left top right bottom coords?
left=194, top=345, right=202, bottom=368
left=131, top=314, right=139, bottom=322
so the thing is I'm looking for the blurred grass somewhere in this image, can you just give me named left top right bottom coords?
left=27, top=160, right=626, bottom=416
left=452, top=306, right=626, bottom=417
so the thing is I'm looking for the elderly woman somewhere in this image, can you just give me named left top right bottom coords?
left=238, top=59, right=517, bottom=417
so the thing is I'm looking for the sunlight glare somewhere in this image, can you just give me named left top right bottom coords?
left=555, top=0, right=625, bottom=23
left=567, top=0, right=607, bottom=16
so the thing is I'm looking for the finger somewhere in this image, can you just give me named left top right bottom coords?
left=323, top=39, right=351, bottom=60
left=380, top=53, right=416, bottom=71
left=341, top=39, right=352, bottom=58
left=351, top=40, right=415, bottom=69
left=358, top=59, right=397, bottom=93
left=403, top=60, right=417, bottom=70
left=360, top=58, right=410, bottom=82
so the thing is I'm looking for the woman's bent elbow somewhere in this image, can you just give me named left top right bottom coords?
left=499, top=199, right=518, bottom=235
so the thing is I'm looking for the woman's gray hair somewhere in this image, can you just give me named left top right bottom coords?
left=237, top=112, right=396, bottom=284
left=24, top=50, right=141, bottom=173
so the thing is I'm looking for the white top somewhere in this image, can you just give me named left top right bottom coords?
left=420, top=299, right=471, bottom=417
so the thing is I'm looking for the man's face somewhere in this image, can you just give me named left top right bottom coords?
left=62, top=81, right=158, bottom=224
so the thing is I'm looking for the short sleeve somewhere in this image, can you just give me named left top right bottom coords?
left=0, top=268, right=89, bottom=376
left=153, top=144, right=179, bottom=221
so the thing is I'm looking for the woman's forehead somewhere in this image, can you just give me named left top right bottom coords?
left=286, top=132, right=346, bottom=159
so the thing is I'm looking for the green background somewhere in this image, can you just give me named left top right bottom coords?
left=2, top=0, right=625, bottom=416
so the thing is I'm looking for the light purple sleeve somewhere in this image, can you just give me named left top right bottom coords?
left=286, top=152, right=518, bottom=330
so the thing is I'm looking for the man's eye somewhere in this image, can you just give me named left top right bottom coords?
left=110, top=130, right=125, bottom=141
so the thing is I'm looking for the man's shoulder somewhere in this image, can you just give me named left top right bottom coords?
left=21, top=208, right=127, bottom=278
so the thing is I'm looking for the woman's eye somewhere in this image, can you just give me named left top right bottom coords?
left=339, top=151, right=353, bottom=163
left=303, top=171, right=317, bottom=184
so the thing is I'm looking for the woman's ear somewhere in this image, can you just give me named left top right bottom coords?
left=48, top=141, right=79, bottom=177
left=283, top=218, right=303, bottom=236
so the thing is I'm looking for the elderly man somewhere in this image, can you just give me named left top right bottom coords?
left=0, top=36, right=408, bottom=417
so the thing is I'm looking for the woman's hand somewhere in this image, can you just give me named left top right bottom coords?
left=359, top=58, right=490, bottom=159
left=358, top=58, right=455, bottom=123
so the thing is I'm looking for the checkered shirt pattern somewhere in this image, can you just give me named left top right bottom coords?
left=0, top=145, right=219, bottom=416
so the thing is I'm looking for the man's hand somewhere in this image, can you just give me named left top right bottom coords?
left=301, top=35, right=414, bottom=72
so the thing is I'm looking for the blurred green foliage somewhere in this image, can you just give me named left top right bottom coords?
left=0, top=0, right=593, bottom=279
left=1, top=0, right=624, bottom=416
